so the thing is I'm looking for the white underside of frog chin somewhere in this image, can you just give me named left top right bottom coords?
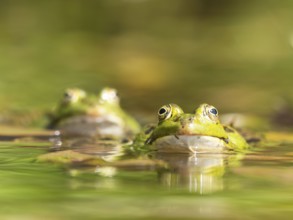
left=58, top=115, right=125, bottom=137
left=154, top=135, right=226, bottom=154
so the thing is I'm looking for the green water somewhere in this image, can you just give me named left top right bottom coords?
left=0, top=139, right=292, bottom=220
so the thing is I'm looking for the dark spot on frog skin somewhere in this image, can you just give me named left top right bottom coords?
left=180, top=116, right=194, bottom=129
left=144, top=125, right=156, bottom=135
left=224, top=126, right=235, bottom=133
left=173, top=117, right=180, bottom=122
left=223, top=138, right=229, bottom=143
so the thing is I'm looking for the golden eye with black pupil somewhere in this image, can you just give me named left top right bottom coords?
left=204, top=105, right=219, bottom=122
left=209, top=107, right=218, bottom=116
left=158, top=105, right=172, bottom=122
left=159, top=108, right=166, bottom=114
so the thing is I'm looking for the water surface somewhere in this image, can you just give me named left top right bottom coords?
left=0, top=134, right=292, bottom=220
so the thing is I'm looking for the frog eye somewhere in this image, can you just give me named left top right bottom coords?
left=63, top=91, right=74, bottom=102
left=158, top=105, right=172, bottom=121
left=64, top=91, right=71, bottom=98
left=63, top=89, right=86, bottom=103
left=209, top=108, right=218, bottom=116
left=205, top=105, right=219, bottom=122
left=100, top=88, right=120, bottom=104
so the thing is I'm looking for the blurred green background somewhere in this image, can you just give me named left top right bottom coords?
left=1, top=0, right=293, bottom=119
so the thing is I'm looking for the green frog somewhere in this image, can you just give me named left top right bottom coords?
left=138, top=103, right=249, bottom=153
left=47, top=87, right=140, bottom=138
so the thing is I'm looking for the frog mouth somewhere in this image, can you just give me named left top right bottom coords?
left=153, top=135, right=227, bottom=154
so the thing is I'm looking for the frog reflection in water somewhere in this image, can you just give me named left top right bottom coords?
left=47, top=87, right=140, bottom=139
left=141, top=103, right=249, bottom=153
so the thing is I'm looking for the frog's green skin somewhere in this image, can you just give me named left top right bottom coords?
left=47, top=87, right=140, bottom=138
left=142, top=103, right=249, bottom=153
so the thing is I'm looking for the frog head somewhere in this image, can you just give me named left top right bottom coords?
left=47, top=88, right=96, bottom=127
left=61, top=88, right=87, bottom=105
left=47, top=87, right=140, bottom=138
left=146, top=103, right=233, bottom=153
